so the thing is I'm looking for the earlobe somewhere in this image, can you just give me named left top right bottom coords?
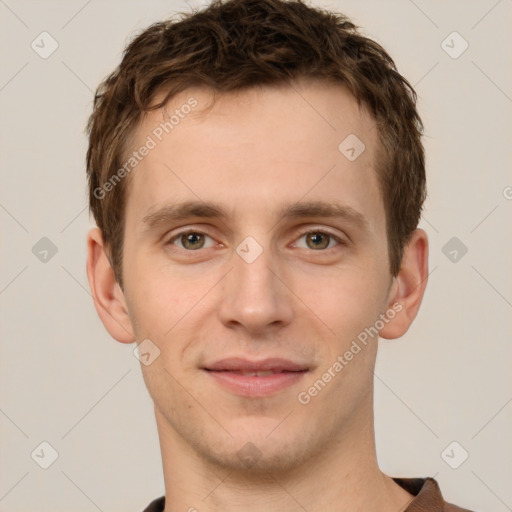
left=86, top=227, right=135, bottom=344
left=379, top=229, right=429, bottom=340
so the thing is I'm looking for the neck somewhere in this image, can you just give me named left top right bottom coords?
left=154, top=397, right=414, bottom=512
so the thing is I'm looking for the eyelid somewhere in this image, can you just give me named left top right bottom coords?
left=291, top=223, right=349, bottom=240
left=290, top=227, right=347, bottom=249
left=166, top=228, right=218, bottom=249
left=165, top=225, right=348, bottom=251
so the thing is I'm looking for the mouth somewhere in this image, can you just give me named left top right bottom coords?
left=209, top=369, right=300, bottom=376
left=203, top=358, right=309, bottom=397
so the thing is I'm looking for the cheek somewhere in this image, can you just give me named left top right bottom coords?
left=125, top=265, right=216, bottom=371
left=296, top=260, right=388, bottom=341
left=124, top=268, right=182, bottom=341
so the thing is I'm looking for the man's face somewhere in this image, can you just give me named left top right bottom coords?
left=121, top=80, right=395, bottom=472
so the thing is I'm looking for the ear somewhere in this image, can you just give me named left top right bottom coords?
left=379, top=228, right=429, bottom=339
left=86, top=227, right=135, bottom=344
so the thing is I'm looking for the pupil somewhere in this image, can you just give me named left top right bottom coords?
left=308, top=232, right=328, bottom=249
left=184, top=233, right=203, bottom=249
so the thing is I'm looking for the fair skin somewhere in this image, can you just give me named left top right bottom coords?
left=87, top=79, right=428, bottom=512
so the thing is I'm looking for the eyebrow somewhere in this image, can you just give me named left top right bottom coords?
left=141, top=199, right=370, bottom=232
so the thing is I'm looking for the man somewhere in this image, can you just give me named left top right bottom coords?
left=85, top=0, right=475, bottom=510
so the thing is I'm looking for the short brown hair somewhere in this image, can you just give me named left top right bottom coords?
left=86, top=0, right=426, bottom=289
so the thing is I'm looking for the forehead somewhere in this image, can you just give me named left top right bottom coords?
left=124, top=79, right=383, bottom=231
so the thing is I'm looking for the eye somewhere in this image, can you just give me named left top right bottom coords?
left=167, top=230, right=216, bottom=251
left=294, top=230, right=342, bottom=250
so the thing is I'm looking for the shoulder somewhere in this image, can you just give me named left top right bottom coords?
left=393, top=476, right=478, bottom=512
left=444, top=502, right=477, bottom=512
left=142, top=495, right=165, bottom=512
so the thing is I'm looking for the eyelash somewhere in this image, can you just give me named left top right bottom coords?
left=165, top=228, right=346, bottom=252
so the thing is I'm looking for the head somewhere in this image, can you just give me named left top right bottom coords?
left=86, top=0, right=428, bottom=475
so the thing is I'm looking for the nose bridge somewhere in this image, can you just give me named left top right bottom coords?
left=218, top=237, right=293, bottom=332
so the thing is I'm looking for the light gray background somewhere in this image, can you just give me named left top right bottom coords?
left=1, top=0, right=511, bottom=511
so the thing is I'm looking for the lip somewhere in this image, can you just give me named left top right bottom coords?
left=205, top=357, right=308, bottom=372
left=203, top=357, right=309, bottom=397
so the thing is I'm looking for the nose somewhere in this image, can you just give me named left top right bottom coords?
left=217, top=241, right=294, bottom=335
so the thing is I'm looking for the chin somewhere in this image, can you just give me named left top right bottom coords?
left=196, top=425, right=318, bottom=476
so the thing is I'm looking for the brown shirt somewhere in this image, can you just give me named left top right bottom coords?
left=142, top=477, right=476, bottom=511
